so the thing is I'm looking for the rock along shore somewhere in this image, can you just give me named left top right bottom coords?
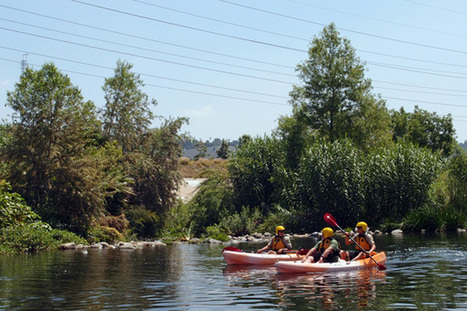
left=60, top=228, right=466, bottom=250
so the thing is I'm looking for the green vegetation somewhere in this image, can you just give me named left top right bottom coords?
left=0, top=24, right=465, bottom=252
left=0, top=60, right=186, bottom=251
left=168, top=24, right=465, bottom=237
left=0, top=181, right=86, bottom=253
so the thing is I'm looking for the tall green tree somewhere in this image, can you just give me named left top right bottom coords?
left=2, top=63, right=124, bottom=233
left=391, top=106, right=456, bottom=156
left=101, top=61, right=187, bottom=237
left=289, top=23, right=391, bottom=149
left=216, top=139, right=230, bottom=159
left=102, top=60, right=156, bottom=152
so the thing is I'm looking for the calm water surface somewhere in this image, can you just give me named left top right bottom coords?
left=0, top=232, right=466, bottom=310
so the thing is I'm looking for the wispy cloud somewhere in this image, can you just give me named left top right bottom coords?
left=180, top=105, right=213, bottom=117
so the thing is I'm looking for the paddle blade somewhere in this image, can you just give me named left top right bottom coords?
left=377, top=263, right=387, bottom=270
left=223, top=246, right=241, bottom=252
left=324, top=213, right=338, bottom=227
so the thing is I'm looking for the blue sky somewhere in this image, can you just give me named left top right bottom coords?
left=1, top=0, right=467, bottom=143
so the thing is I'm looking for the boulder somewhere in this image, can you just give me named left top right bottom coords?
left=97, top=242, right=110, bottom=248
left=118, top=242, right=136, bottom=249
left=391, top=229, right=403, bottom=235
left=207, top=238, right=222, bottom=244
left=60, top=243, right=76, bottom=250
left=252, top=232, right=264, bottom=239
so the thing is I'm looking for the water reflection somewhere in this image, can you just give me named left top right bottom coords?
left=223, top=263, right=386, bottom=310
left=0, top=233, right=466, bottom=310
left=277, top=269, right=386, bottom=310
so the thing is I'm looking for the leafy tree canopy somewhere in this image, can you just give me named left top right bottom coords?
left=289, top=23, right=391, bottom=149
left=102, top=60, right=156, bottom=152
left=390, top=106, right=456, bottom=156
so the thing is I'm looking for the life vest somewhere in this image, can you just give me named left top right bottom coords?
left=317, top=238, right=338, bottom=252
left=355, top=234, right=372, bottom=251
left=272, top=236, right=287, bottom=251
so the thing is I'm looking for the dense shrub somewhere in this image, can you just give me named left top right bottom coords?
left=125, top=205, right=159, bottom=238
left=87, top=225, right=122, bottom=244
left=0, top=223, right=87, bottom=253
left=229, top=136, right=282, bottom=211
left=189, top=175, right=235, bottom=235
left=0, top=182, right=40, bottom=227
left=219, top=206, right=263, bottom=236
left=204, top=224, right=229, bottom=242
left=363, top=143, right=443, bottom=224
left=293, top=139, right=364, bottom=230
left=162, top=200, right=194, bottom=241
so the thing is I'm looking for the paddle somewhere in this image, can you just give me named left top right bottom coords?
left=324, top=213, right=387, bottom=270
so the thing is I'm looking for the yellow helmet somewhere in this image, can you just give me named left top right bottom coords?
left=356, top=221, right=368, bottom=231
left=276, top=226, right=285, bottom=234
left=321, top=227, right=334, bottom=239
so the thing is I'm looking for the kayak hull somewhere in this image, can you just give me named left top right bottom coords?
left=275, top=252, right=387, bottom=273
left=223, top=250, right=304, bottom=265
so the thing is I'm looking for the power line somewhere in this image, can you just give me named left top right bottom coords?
left=4, top=21, right=467, bottom=85
left=286, top=0, right=467, bottom=38
left=4, top=46, right=467, bottom=101
left=0, top=17, right=296, bottom=78
left=0, top=26, right=297, bottom=85
left=133, top=0, right=308, bottom=42
left=373, top=80, right=467, bottom=94
left=3, top=56, right=465, bottom=111
left=404, top=0, right=467, bottom=16
left=0, top=53, right=289, bottom=101
left=0, top=57, right=289, bottom=106
left=2, top=3, right=466, bottom=71
left=376, top=86, right=467, bottom=98
left=218, top=0, right=467, bottom=55
left=7, top=16, right=467, bottom=82
left=367, top=61, right=467, bottom=80
left=70, top=0, right=305, bottom=53
left=0, top=3, right=292, bottom=70
left=382, top=96, right=467, bottom=108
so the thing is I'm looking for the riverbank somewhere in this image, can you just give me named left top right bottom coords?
left=59, top=228, right=466, bottom=251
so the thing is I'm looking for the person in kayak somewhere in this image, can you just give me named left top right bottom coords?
left=302, top=227, right=340, bottom=263
left=257, top=226, right=292, bottom=254
left=341, top=221, right=376, bottom=261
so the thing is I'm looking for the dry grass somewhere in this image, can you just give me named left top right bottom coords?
left=179, top=157, right=229, bottom=178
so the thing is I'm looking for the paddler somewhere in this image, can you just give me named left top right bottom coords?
left=341, top=221, right=376, bottom=261
left=302, top=227, right=340, bottom=263
left=257, top=226, right=292, bottom=254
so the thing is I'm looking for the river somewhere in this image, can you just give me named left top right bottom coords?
left=0, top=232, right=466, bottom=310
